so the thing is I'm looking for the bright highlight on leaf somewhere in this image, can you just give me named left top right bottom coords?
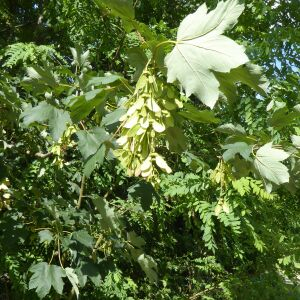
left=165, top=0, right=249, bottom=108
left=254, top=143, right=290, bottom=188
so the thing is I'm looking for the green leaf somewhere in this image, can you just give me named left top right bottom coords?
left=68, top=89, right=109, bottom=122
left=137, top=254, right=158, bottom=282
left=165, top=0, right=248, bottom=108
left=268, top=106, right=300, bottom=129
left=127, top=231, right=146, bottom=248
left=216, top=63, right=269, bottom=103
left=25, top=66, right=58, bottom=88
left=217, top=123, right=246, bottom=135
left=94, top=0, right=134, bottom=19
left=86, top=74, right=121, bottom=88
left=92, top=196, right=120, bottom=232
left=179, top=103, right=219, bottom=123
left=29, top=262, right=66, bottom=299
left=38, top=229, right=53, bottom=244
left=65, top=268, right=79, bottom=299
left=254, top=143, right=290, bottom=186
left=101, top=108, right=126, bottom=126
left=222, top=142, right=252, bottom=162
left=166, top=127, right=187, bottom=153
left=83, top=144, right=106, bottom=177
left=72, top=230, right=93, bottom=248
left=21, top=101, right=71, bottom=141
left=77, top=127, right=109, bottom=160
left=127, top=47, right=148, bottom=81
left=76, top=260, right=102, bottom=287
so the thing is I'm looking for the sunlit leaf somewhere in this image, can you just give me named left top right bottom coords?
left=254, top=143, right=290, bottom=186
left=165, top=0, right=248, bottom=108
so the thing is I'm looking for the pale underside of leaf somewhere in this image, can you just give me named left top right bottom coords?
left=177, top=0, right=244, bottom=40
left=254, top=143, right=290, bottom=186
left=165, top=0, right=249, bottom=108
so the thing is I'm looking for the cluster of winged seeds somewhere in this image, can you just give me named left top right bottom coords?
left=115, top=69, right=183, bottom=179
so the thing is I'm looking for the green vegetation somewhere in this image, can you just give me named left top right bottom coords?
left=0, top=0, right=299, bottom=299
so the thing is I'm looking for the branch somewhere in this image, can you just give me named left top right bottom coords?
left=35, top=152, right=53, bottom=158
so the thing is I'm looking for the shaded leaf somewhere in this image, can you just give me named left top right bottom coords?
left=21, top=101, right=71, bottom=141
left=127, top=181, right=156, bottom=211
left=179, top=103, right=219, bottom=123
left=217, top=123, right=246, bottom=135
left=25, top=66, right=58, bottom=88
left=83, top=144, right=106, bottom=177
left=29, top=262, right=65, bottom=299
left=216, top=63, right=269, bottom=103
left=38, top=229, right=53, bottom=244
left=95, top=0, right=134, bottom=19
left=86, top=74, right=121, bottom=88
left=92, top=196, right=120, bottom=232
left=166, top=127, right=188, bottom=153
left=65, top=268, right=79, bottom=299
left=268, top=106, right=300, bottom=129
left=68, top=90, right=109, bottom=122
left=137, top=254, right=158, bottom=282
left=77, top=127, right=109, bottom=160
left=72, top=230, right=94, bottom=248
left=127, top=231, right=146, bottom=248
left=76, top=259, right=102, bottom=287
left=291, top=135, right=300, bottom=148
left=102, top=108, right=126, bottom=126
left=127, top=47, right=148, bottom=81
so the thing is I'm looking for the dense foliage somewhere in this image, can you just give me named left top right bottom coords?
left=0, top=0, right=299, bottom=299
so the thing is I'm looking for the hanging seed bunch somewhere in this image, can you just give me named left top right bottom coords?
left=114, top=69, right=183, bottom=179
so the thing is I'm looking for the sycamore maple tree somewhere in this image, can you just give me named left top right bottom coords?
left=0, top=0, right=300, bottom=299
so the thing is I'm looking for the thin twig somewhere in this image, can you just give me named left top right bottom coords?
left=57, top=238, right=63, bottom=268
left=77, top=175, right=85, bottom=209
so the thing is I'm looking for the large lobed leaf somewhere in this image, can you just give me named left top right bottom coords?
left=77, top=127, right=110, bottom=177
left=254, top=143, right=290, bottom=187
left=216, top=63, right=269, bottom=103
left=165, top=0, right=249, bottom=108
left=21, top=101, right=71, bottom=141
left=29, top=262, right=66, bottom=299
